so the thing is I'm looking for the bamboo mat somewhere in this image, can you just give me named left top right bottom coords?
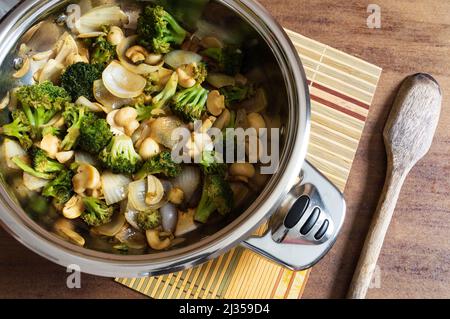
left=116, top=29, right=382, bottom=299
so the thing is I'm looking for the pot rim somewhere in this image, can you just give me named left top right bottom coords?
left=0, top=0, right=310, bottom=277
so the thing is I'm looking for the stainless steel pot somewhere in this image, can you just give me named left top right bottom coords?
left=0, top=0, right=345, bottom=277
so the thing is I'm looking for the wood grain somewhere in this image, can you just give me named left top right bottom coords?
left=347, top=74, right=442, bottom=298
left=1, top=0, right=450, bottom=298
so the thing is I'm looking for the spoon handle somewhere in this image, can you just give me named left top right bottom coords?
left=347, top=168, right=407, bottom=299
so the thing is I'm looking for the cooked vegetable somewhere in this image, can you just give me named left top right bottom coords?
left=1, top=2, right=274, bottom=255
left=171, top=84, right=208, bottom=122
left=90, top=35, right=117, bottom=69
left=136, top=209, right=161, bottom=230
left=42, top=169, right=74, bottom=205
left=220, top=84, right=255, bottom=107
left=79, top=112, right=113, bottom=154
left=61, top=104, right=86, bottom=151
left=75, top=5, right=128, bottom=34
left=12, top=156, right=55, bottom=180
left=200, top=151, right=227, bottom=176
left=0, top=110, right=33, bottom=149
left=195, top=174, right=233, bottom=223
left=15, top=81, right=71, bottom=135
left=101, top=172, right=132, bottom=205
left=201, top=47, right=243, bottom=75
left=99, top=135, right=142, bottom=175
left=61, top=62, right=102, bottom=101
left=164, top=50, right=202, bottom=69
left=137, top=5, right=188, bottom=54
left=81, top=197, right=114, bottom=227
left=31, top=147, right=65, bottom=174
left=102, top=61, right=147, bottom=99
left=152, top=71, right=179, bottom=110
left=135, top=150, right=182, bottom=180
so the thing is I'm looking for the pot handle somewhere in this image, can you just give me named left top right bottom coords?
left=0, top=0, right=19, bottom=21
left=242, top=160, right=346, bottom=270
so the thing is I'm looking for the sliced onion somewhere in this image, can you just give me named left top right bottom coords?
left=93, top=79, right=133, bottom=112
left=149, top=116, right=186, bottom=149
left=175, top=209, right=198, bottom=237
left=75, top=96, right=106, bottom=113
left=74, top=151, right=98, bottom=166
left=124, top=202, right=140, bottom=230
left=38, top=59, right=64, bottom=84
left=117, top=36, right=163, bottom=75
left=207, top=73, right=236, bottom=88
left=92, top=212, right=126, bottom=237
left=101, top=172, right=131, bottom=205
left=171, top=166, right=201, bottom=203
left=161, top=203, right=178, bottom=233
left=164, top=50, right=202, bottom=69
left=76, top=5, right=128, bottom=34
left=23, top=172, right=49, bottom=191
left=115, top=225, right=147, bottom=249
left=2, top=139, right=27, bottom=170
left=128, top=179, right=149, bottom=211
left=102, top=61, right=146, bottom=98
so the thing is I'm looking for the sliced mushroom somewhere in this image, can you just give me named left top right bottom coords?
left=146, top=229, right=172, bottom=250
left=55, top=151, right=75, bottom=164
left=63, top=195, right=85, bottom=219
left=139, top=137, right=160, bottom=160
left=40, top=134, right=60, bottom=159
left=13, top=57, right=30, bottom=79
left=54, top=219, right=85, bottom=247
left=229, top=163, right=256, bottom=179
left=207, top=90, right=226, bottom=116
left=168, top=187, right=184, bottom=205
left=77, top=31, right=106, bottom=39
left=200, top=36, right=224, bottom=49
left=126, top=45, right=149, bottom=64
left=213, top=108, right=231, bottom=130
left=246, top=112, right=266, bottom=133
left=32, top=50, right=55, bottom=61
left=0, top=92, right=10, bottom=110
left=115, top=107, right=138, bottom=127
left=66, top=52, right=89, bottom=65
left=73, top=163, right=101, bottom=194
left=176, top=67, right=196, bottom=88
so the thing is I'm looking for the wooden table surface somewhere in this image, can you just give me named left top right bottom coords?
left=1, top=0, right=449, bottom=299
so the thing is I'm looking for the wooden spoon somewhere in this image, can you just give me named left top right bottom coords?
left=347, top=73, right=442, bottom=299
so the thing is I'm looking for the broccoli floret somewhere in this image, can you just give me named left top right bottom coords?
left=220, top=84, right=255, bottom=107
left=135, top=150, right=182, bottom=180
left=137, top=5, right=188, bottom=54
left=0, top=110, right=33, bottom=149
left=171, top=85, right=208, bottom=122
left=31, top=147, right=65, bottom=174
left=79, top=112, right=113, bottom=154
left=61, top=104, right=86, bottom=151
left=90, top=36, right=117, bottom=69
left=195, top=174, right=233, bottom=223
left=61, top=62, right=102, bottom=101
left=81, top=197, right=114, bottom=226
left=42, top=126, right=61, bottom=137
left=99, top=135, right=142, bottom=175
left=136, top=210, right=161, bottom=230
left=193, top=62, right=208, bottom=84
left=200, top=151, right=227, bottom=176
left=153, top=71, right=179, bottom=109
left=42, top=169, right=74, bottom=205
left=15, top=81, right=71, bottom=134
left=201, top=47, right=243, bottom=75
left=11, top=156, right=55, bottom=180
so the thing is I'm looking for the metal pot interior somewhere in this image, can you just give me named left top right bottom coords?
left=0, top=0, right=308, bottom=274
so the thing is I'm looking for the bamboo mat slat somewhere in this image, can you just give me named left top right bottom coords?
left=115, top=29, right=382, bottom=299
